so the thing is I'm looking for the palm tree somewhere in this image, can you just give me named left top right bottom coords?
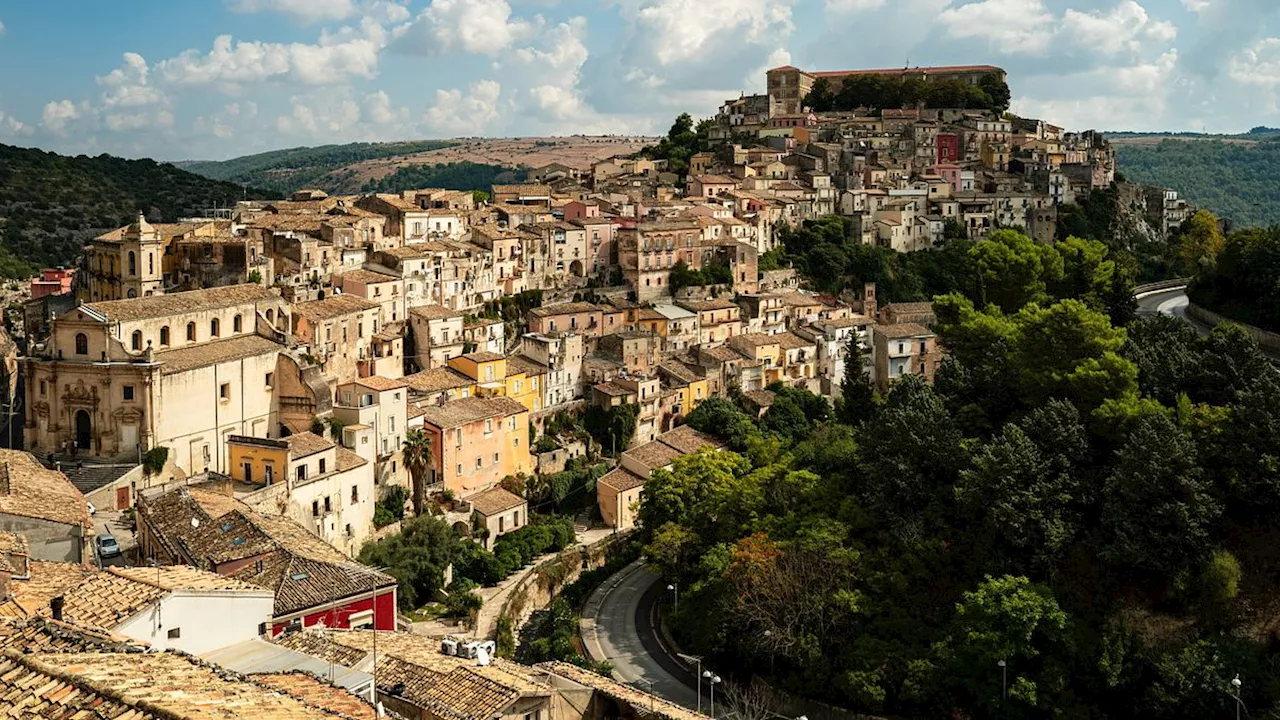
left=402, top=429, right=433, bottom=516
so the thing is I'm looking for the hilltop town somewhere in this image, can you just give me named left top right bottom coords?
left=0, top=63, right=1202, bottom=716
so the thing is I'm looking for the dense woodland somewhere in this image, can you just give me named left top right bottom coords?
left=0, top=143, right=278, bottom=277
left=359, top=161, right=525, bottom=194
left=179, top=140, right=456, bottom=194
left=1116, top=138, right=1280, bottom=228
left=638, top=224, right=1280, bottom=718
left=802, top=72, right=1011, bottom=114
left=1186, top=212, right=1280, bottom=334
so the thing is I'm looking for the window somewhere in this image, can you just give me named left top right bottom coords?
left=345, top=523, right=353, bottom=537
left=514, top=437, right=519, bottom=447
left=264, top=372, right=274, bottom=388
left=493, top=452, right=499, bottom=464
left=74, top=333, right=88, bottom=355
left=920, top=341, right=928, bottom=354
left=38, top=380, right=45, bottom=396
left=476, top=457, right=483, bottom=469
left=265, top=465, right=274, bottom=484
left=166, top=628, right=181, bottom=639
left=148, top=253, right=154, bottom=274
left=233, top=315, right=242, bottom=333
left=498, top=516, right=505, bottom=533
left=485, top=419, right=493, bottom=434
left=160, top=326, right=170, bottom=346
left=219, top=383, right=230, bottom=401
left=128, top=251, right=137, bottom=276
left=131, top=330, right=142, bottom=351
left=298, top=465, right=308, bottom=482
left=210, top=319, right=220, bottom=337
left=123, top=385, right=135, bottom=401
left=186, top=323, right=196, bottom=341
left=324, top=496, right=331, bottom=513
left=455, top=429, right=463, bottom=446
left=351, top=485, right=359, bottom=504
left=312, top=499, right=319, bottom=516
left=457, top=463, right=463, bottom=475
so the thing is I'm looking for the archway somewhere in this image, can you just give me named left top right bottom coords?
left=569, top=259, right=584, bottom=277
left=74, top=410, right=91, bottom=452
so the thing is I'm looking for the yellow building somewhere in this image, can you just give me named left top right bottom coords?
left=504, top=355, right=547, bottom=414
left=417, top=397, right=533, bottom=497
left=447, top=352, right=507, bottom=396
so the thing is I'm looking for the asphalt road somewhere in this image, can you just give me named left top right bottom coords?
left=1135, top=285, right=1204, bottom=333
left=582, top=561, right=706, bottom=712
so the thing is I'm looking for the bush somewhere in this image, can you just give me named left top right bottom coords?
left=374, top=485, right=408, bottom=528
left=442, top=578, right=484, bottom=618
left=142, top=446, right=169, bottom=475
left=454, top=515, right=578, bottom=586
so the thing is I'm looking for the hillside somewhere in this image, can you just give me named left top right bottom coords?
left=0, top=143, right=279, bottom=277
left=1115, top=134, right=1280, bottom=228
left=176, top=140, right=456, bottom=195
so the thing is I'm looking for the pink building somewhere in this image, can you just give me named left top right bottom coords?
left=31, top=268, right=74, bottom=299
left=563, top=200, right=601, bottom=222
left=934, top=163, right=962, bottom=193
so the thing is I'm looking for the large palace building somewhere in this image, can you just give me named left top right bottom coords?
left=766, top=64, right=1007, bottom=116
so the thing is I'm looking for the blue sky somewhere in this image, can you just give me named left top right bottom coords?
left=0, top=0, right=1277, bottom=160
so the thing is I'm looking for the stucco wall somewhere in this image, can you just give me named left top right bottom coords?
left=116, top=591, right=275, bottom=654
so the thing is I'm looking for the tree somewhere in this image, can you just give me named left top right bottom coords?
left=1009, top=298, right=1137, bottom=411
left=358, top=513, right=462, bottom=609
left=970, top=230, right=1064, bottom=313
left=802, top=77, right=835, bottom=112
left=582, top=403, right=639, bottom=456
left=402, top=429, right=433, bottom=516
left=1100, top=412, right=1221, bottom=580
left=838, top=333, right=877, bottom=426
left=684, top=397, right=760, bottom=450
left=1175, top=210, right=1225, bottom=276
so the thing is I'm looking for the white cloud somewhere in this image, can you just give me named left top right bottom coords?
left=826, top=0, right=886, bottom=11
left=631, top=0, right=795, bottom=66
left=364, top=89, right=408, bottom=125
left=157, top=32, right=381, bottom=87
left=937, top=0, right=1054, bottom=53
left=1228, top=37, right=1280, bottom=86
left=229, top=0, right=357, bottom=22
left=1060, top=1, right=1177, bottom=56
left=0, top=110, right=26, bottom=137
left=41, top=100, right=81, bottom=135
left=275, top=95, right=362, bottom=137
left=396, top=0, right=536, bottom=56
left=105, top=109, right=175, bottom=132
left=97, top=53, right=167, bottom=109
left=424, top=80, right=503, bottom=134
left=0, top=20, right=6, bottom=35
left=1180, top=0, right=1211, bottom=12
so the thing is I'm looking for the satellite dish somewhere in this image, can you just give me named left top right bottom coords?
left=191, top=518, right=200, bottom=529
left=476, top=646, right=491, bottom=666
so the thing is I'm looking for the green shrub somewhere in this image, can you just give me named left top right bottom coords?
left=142, top=446, right=169, bottom=474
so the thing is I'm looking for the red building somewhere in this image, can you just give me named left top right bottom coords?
left=136, top=485, right=398, bottom=633
left=937, top=133, right=961, bottom=164
left=30, top=268, right=75, bottom=299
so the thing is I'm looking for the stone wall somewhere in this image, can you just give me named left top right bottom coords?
left=1186, top=301, right=1280, bottom=356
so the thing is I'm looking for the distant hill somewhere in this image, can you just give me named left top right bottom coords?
left=1115, top=136, right=1280, bottom=228
left=177, top=140, right=457, bottom=194
left=0, top=143, right=279, bottom=278
left=358, top=161, right=526, bottom=195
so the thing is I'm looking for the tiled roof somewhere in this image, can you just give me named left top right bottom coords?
left=492, top=184, right=552, bottom=197
left=410, top=304, right=463, bottom=320
left=743, top=389, right=777, bottom=408
left=528, top=302, right=600, bottom=318
left=656, top=425, right=726, bottom=454
left=155, top=334, right=284, bottom=375
left=466, top=487, right=525, bottom=516
left=0, top=450, right=92, bottom=529
left=294, top=295, right=379, bottom=322
left=505, top=355, right=547, bottom=377
left=777, top=332, right=816, bottom=350
left=418, top=396, right=527, bottom=430
left=882, top=301, right=935, bottom=313
left=460, top=351, right=504, bottom=363
left=349, top=375, right=409, bottom=392
left=335, top=447, right=366, bottom=473
left=598, top=467, right=646, bottom=493
left=0, top=616, right=142, bottom=654
left=875, top=322, right=933, bottom=339
left=252, top=672, right=377, bottom=719
left=0, top=530, right=28, bottom=556
left=339, top=269, right=399, bottom=286
left=593, top=382, right=632, bottom=398
left=85, top=284, right=277, bottom=322
left=286, top=431, right=335, bottom=458
left=9, top=561, right=93, bottom=616
left=658, top=361, right=700, bottom=386
left=272, top=629, right=370, bottom=667
left=0, top=652, right=153, bottom=719
left=537, top=661, right=712, bottom=720
left=623, top=441, right=683, bottom=470
left=23, top=651, right=356, bottom=718
left=405, top=367, right=475, bottom=394
left=47, top=570, right=166, bottom=630
left=110, top=565, right=266, bottom=593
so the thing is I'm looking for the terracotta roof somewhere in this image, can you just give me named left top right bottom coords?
left=340, top=269, right=399, bottom=286
left=658, top=361, right=699, bottom=386
left=47, top=570, right=166, bottom=630
left=528, top=302, right=601, bottom=318
left=0, top=450, right=92, bottom=529
left=110, top=565, right=266, bottom=592
left=335, top=447, right=366, bottom=473
left=155, top=334, right=284, bottom=375
left=492, top=184, right=552, bottom=197
left=777, top=332, right=816, bottom=350
left=9, top=561, right=93, bottom=616
left=811, top=64, right=1004, bottom=78
left=350, top=375, right=408, bottom=392
left=881, top=301, right=935, bottom=314
left=404, top=367, right=475, bottom=394
left=598, top=467, right=646, bottom=493
left=21, top=651, right=356, bottom=718
left=410, top=304, right=463, bottom=321
left=505, top=355, right=547, bottom=377
left=272, top=629, right=370, bottom=667
left=743, top=389, right=777, bottom=409
left=294, top=295, right=379, bottom=322
left=85, top=285, right=277, bottom=323
left=461, top=351, right=505, bottom=363
left=418, top=396, right=527, bottom=430
left=656, top=425, right=726, bottom=454
left=380, top=245, right=430, bottom=259
left=466, top=487, right=525, bottom=516
left=253, top=672, right=377, bottom=719
left=537, top=661, right=711, bottom=720
left=0, top=530, right=28, bottom=557
left=286, top=431, right=335, bottom=458
left=0, top=616, right=142, bottom=654
left=623, top=440, right=683, bottom=470
left=875, top=322, right=933, bottom=339
left=0, top=652, right=153, bottom=719
left=593, top=382, right=632, bottom=398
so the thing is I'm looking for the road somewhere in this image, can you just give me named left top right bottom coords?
left=582, top=561, right=707, bottom=713
left=1134, top=285, right=1207, bottom=334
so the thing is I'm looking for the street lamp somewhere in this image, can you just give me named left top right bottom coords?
left=667, top=582, right=679, bottom=611
left=679, top=653, right=704, bottom=712
left=1231, top=674, right=1243, bottom=720
left=763, top=629, right=775, bottom=675
left=704, top=671, right=721, bottom=717
left=997, top=658, right=1007, bottom=702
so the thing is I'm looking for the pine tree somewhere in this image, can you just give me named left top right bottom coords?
left=838, top=332, right=877, bottom=425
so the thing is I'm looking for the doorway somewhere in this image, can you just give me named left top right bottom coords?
left=74, top=410, right=91, bottom=452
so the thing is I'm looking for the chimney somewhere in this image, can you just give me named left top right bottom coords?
left=51, top=595, right=64, bottom=621
left=0, top=462, right=10, bottom=495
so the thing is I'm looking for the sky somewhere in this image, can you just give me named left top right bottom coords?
left=0, top=0, right=1277, bottom=161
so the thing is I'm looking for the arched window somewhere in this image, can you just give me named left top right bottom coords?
left=186, top=322, right=196, bottom=341
left=74, top=333, right=88, bottom=355
left=160, top=326, right=170, bottom=346
left=266, top=309, right=275, bottom=323
left=233, top=314, right=242, bottom=333
left=131, top=331, right=142, bottom=351
left=128, top=251, right=136, bottom=276
left=210, top=318, right=220, bottom=337
left=127, top=289, right=137, bottom=298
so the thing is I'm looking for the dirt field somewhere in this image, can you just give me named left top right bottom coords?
left=343, top=135, right=659, bottom=185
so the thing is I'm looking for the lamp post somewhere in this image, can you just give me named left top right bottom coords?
left=763, top=629, right=775, bottom=675
left=997, top=658, right=1007, bottom=703
left=667, top=582, right=679, bottom=612
left=1231, top=674, right=1243, bottom=720
left=703, top=672, right=721, bottom=717
left=678, top=653, right=704, bottom=713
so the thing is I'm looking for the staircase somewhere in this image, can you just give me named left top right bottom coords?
left=573, top=509, right=592, bottom=535
left=50, top=459, right=138, bottom=495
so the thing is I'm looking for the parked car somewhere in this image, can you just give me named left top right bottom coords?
left=86, top=502, right=96, bottom=515
left=97, top=534, right=121, bottom=559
